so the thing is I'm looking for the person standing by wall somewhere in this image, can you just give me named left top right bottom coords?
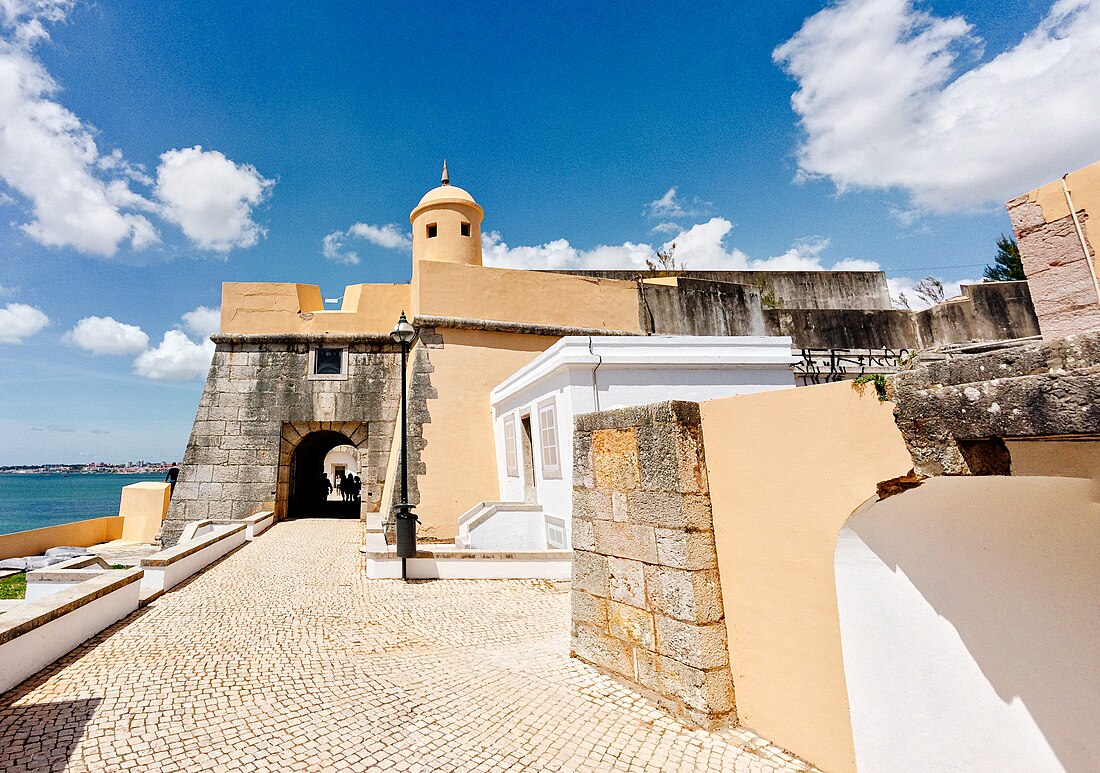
left=165, top=462, right=180, bottom=497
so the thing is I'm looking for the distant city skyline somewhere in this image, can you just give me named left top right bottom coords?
left=1, top=0, right=1098, bottom=464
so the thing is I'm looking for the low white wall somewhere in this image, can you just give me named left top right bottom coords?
left=140, top=524, right=246, bottom=594
left=835, top=476, right=1100, bottom=772
left=468, top=509, right=548, bottom=550
left=247, top=511, right=275, bottom=540
left=0, top=570, right=142, bottom=694
left=363, top=550, right=572, bottom=580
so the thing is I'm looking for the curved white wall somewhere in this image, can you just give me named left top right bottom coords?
left=836, top=476, right=1100, bottom=772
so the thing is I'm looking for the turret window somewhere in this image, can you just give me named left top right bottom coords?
left=426, top=223, right=438, bottom=238
left=460, top=222, right=471, bottom=237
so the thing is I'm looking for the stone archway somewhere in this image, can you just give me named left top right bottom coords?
left=278, top=421, right=369, bottom=520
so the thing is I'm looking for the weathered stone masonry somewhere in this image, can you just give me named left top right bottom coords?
left=161, top=333, right=403, bottom=546
left=571, top=401, right=735, bottom=730
left=891, top=331, right=1100, bottom=477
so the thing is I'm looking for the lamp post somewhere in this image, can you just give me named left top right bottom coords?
left=390, top=311, right=418, bottom=580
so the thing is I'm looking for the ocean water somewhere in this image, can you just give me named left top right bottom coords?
left=0, top=473, right=163, bottom=536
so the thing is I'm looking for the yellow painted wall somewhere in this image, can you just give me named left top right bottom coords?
left=0, top=516, right=125, bottom=561
left=411, top=202, right=484, bottom=266
left=698, top=381, right=913, bottom=773
left=413, top=328, right=557, bottom=538
left=1029, top=159, right=1100, bottom=273
left=413, top=260, right=643, bottom=332
left=220, top=282, right=411, bottom=335
left=119, top=482, right=171, bottom=544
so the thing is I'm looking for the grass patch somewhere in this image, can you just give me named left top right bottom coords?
left=110, top=564, right=130, bottom=570
left=0, top=572, right=27, bottom=600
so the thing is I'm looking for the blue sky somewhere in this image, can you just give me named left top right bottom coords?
left=1, top=0, right=1098, bottom=464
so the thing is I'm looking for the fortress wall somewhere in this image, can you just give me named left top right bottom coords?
left=415, top=260, right=643, bottom=333
left=220, top=282, right=410, bottom=336
left=763, top=308, right=917, bottom=350
left=554, top=270, right=892, bottom=310
left=161, top=336, right=402, bottom=546
left=642, top=279, right=767, bottom=336
left=914, top=281, right=1039, bottom=347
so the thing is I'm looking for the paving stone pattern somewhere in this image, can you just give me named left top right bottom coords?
left=0, top=520, right=816, bottom=772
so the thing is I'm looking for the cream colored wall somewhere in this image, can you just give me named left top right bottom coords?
left=698, top=381, right=913, bottom=773
left=1031, top=159, right=1100, bottom=262
left=411, top=203, right=483, bottom=266
left=220, top=282, right=410, bottom=335
left=1008, top=439, right=1100, bottom=478
left=413, top=328, right=557, bottom=538
left=119, top=482, right=171, bottom=544
left=412, top=260, right=643, bottom=332
left=0, top=516, right=125, bottom=560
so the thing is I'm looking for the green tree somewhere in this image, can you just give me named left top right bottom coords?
left=983, top=234, right=1026, bottom=281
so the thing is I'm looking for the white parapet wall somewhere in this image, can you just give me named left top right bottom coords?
left=24, top=555, right=114, bottom=602
left=0, top=568, right=143, bottom=694
left=362, top=544, right=572, bottom=580
left=244, top=511, right=275, bottom=540
left=140, top=522, right=247, bottom=599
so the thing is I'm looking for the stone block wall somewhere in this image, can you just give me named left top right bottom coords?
left=891, top=331, right=1100, bottom=476
left=162, top=334, right=402, bottom=546
left=571, top=400, right=735, bottom=729
left=1007, top=193, right=1100, bottom=338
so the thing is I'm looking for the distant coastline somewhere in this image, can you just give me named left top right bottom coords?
left=0, top=463, right=173, bottom=476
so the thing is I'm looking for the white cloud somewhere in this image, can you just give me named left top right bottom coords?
left=831, top=257, right=882, bottom=271
left=0, top=301, right=47, bottom=343
left=154, top=146, right=274, bottom=252
left=322, top=231, right=357, bottom=264
left=0, top=36, right=158, bottom=255
left=482, top=230, right=654, bottom=271
left=181, top=305, right=220, bottom=340
left=774, top=0, right=1100, bottom=212
left=349, top=222, right=410, bottom=250
left=483, top=219, right=873, bottom=273
left=322, top=222, right=411, bottom=264
left=0, top=5, right=273, bottom=257
left=133, top=329, right=214, bottom=381
left=65, top=315, right=149, bottom=355
left=644, top=186, right=711, bottom=221
left=650, top=221, right=682, bottom=235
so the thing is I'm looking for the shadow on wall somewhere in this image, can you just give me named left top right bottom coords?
left=0, top=698, right=101, bottom=768
left=836, top=476, right=1100, bottom=772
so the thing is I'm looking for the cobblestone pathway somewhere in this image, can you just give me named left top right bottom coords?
left=0, top=521, right=817, bottom=772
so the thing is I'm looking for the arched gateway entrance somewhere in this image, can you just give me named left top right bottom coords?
left=278, top=421, right=369, bottom=520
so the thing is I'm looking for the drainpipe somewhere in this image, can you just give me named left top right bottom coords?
left=588, top=336, right=603, bottom=413
left=1061, top=175, right=1100, bottom=307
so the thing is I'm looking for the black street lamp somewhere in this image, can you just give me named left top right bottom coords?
left=390, top=310, right=418, bottom=580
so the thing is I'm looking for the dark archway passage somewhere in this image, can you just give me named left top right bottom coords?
left=287, top=430, right=361, bottom=519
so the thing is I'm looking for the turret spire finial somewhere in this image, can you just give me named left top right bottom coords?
left=441, top=160, right=449, bottom=186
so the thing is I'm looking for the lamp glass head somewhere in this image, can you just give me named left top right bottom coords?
left=390, top=311, right=416, bottom=344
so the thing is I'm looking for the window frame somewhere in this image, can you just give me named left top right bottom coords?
left=460, top=221, right=471, bottom=237
left=503, top=415, right=519, bottom=477
left=537, top=398, right=561, bottom=479
left=426, top=223, right=438, bottom=238
left=307, top=345, right=349, bottom=381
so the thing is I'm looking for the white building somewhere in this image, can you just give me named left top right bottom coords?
left=456, top=336, right=796, bottom=550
